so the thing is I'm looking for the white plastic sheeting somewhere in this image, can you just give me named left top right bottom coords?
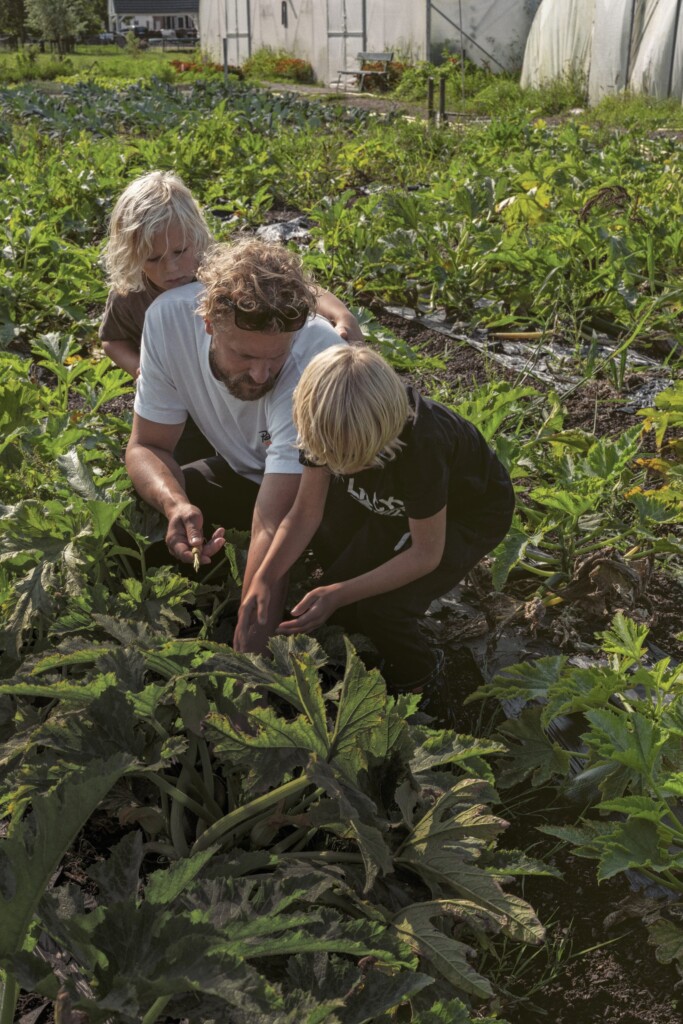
left=199, top=1, right=540, bottom=85
left=430, top=1, right=542, bottom=72
left=521, top=0, right=683, bottom=104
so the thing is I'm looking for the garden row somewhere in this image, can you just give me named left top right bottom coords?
left=0, top=75, right=681, bottom=1022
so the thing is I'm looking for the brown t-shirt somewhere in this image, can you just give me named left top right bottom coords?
left=98, top=277, right=163, bottom=348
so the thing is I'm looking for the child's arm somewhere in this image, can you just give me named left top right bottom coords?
left=315, top=290, right=364, bottom=341
left=101, top=338, right=141, bottom=379
left=279, top=507, right=447, bottom=635
left=233, top=466, right=331, bottom=650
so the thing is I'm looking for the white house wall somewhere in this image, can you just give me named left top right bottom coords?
left=249, top=1, right=328, bottom=82
left=365, top=2, right=426, bottom=66
left=247, top=1, right=426, bottom=86
left=199, top=0, right=224, bottom=61
left=586, top=0, right=634, bottom=105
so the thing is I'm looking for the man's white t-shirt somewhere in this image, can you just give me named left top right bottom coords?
left=135, top=282, right=342, bottom=483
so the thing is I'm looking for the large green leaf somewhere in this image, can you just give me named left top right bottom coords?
left=596, top=819, right=671, bottom=881
left=495, top=708, right=575, bottom=788
left=287, top=952, right=433, bottom=1024
left=470, top=656, right=566, bottom=704
left=307, top=758, right=393, bottom=892
left=0, top=561, right=56, bottom=660
left=398, top=784, right=544, bottom=944
left=393, top=901, right=494, bottom=998
left=329, top=639, right=389, bottom=771
left=0, top=755, right=130, bottom=959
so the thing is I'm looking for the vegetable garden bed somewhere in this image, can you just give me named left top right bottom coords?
left=1, top=76, right=681, bottom=1024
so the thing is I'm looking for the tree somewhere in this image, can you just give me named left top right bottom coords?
left=24, top=0, right=102, bottom=52
left=0, top=0, right=28, bottom=43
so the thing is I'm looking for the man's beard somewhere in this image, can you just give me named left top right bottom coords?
left=209, top=346, right=277, bottom=400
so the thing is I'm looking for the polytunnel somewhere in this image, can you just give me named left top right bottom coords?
left=521, top=0, right=683, bottom=105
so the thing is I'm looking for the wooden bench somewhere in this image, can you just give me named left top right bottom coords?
left=336, top=51, right=393, bottom=92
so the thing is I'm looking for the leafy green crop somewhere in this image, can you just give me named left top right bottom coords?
left=0, top=630, right=544, bottom=1021
left=470, top=613, right=683, bottom=978
left=0, top=74, right=681, bottom=1020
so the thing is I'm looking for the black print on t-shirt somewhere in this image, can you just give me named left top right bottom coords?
left=347, top=477, right=405, bottom=517
left=260, top=430, right=272, bottom=447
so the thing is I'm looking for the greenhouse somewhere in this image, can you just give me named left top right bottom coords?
left=199, top=0, right=541, bottom=84
left=522, top=0, right=683, bottom=104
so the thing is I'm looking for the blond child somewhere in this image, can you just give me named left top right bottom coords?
left=235, top=345, right=515, bottom=723
left=100, top=170, right=361, bottom=378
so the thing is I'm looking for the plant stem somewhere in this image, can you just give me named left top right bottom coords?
left=191, top=776, right=311, bottom=854
left=0, top=972, right=18, bottom=1024
left=176, top=754, right=224, bottom=821
left=141, top=994, right=172, bottom=1024
left=146, top=773, right=214, bottom=824
left=142, top=841, right=179, bottom=859
left=574, top=530, right=633, bottom=557
left=275, top=850, right=364, bottom=864
left=521, top=562, right=560, bottom=578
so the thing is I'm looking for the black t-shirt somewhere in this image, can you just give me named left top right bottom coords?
left=301, top=386, right=513, bottom=526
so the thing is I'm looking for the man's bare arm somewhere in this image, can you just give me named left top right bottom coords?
left=126, top=413, right=224, bottom=564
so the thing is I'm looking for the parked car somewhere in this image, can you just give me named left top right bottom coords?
left=148, top=31, right=194, bottom=49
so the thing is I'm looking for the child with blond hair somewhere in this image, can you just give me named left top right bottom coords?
left=100, top=170, right=360, bottom=379
left=236, top=345, right=515, bottom=723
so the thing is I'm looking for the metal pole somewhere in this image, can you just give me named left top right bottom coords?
left=459, top=0, right=465, bottom=103
left=246, top=0, right=252, bottom=57
left=427, top=76, right=435, bottom=121
left=342, top=0, right=348, bottom=71
left=438, top=74, right=446, bottom=124
left=362, top=0, right=367, bottom=52
left=234, top=0, right=240, bottom=63
left=223, top=36, right=228, bottom=87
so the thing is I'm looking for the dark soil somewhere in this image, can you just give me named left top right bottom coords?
left=501, top=814, right=682, bottom=1024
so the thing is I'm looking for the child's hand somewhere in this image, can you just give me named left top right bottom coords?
left=278, top=585, right=341, bottom=634
left=333, top=314, right=364, bottom=342
left=234, top=584, right=271, bottom=652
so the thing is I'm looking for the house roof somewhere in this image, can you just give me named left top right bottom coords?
left=112, top=1, right=199, bottom=14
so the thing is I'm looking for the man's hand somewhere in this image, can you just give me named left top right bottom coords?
left=165, top=502, right=225, bottom=565
left=278, top=584, right=342, bottom=635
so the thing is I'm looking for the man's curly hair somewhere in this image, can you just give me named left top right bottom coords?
left=196, top=238, right=318, bottom=328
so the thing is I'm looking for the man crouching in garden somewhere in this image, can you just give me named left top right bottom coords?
left=125, top=239, right=346, bottom=653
